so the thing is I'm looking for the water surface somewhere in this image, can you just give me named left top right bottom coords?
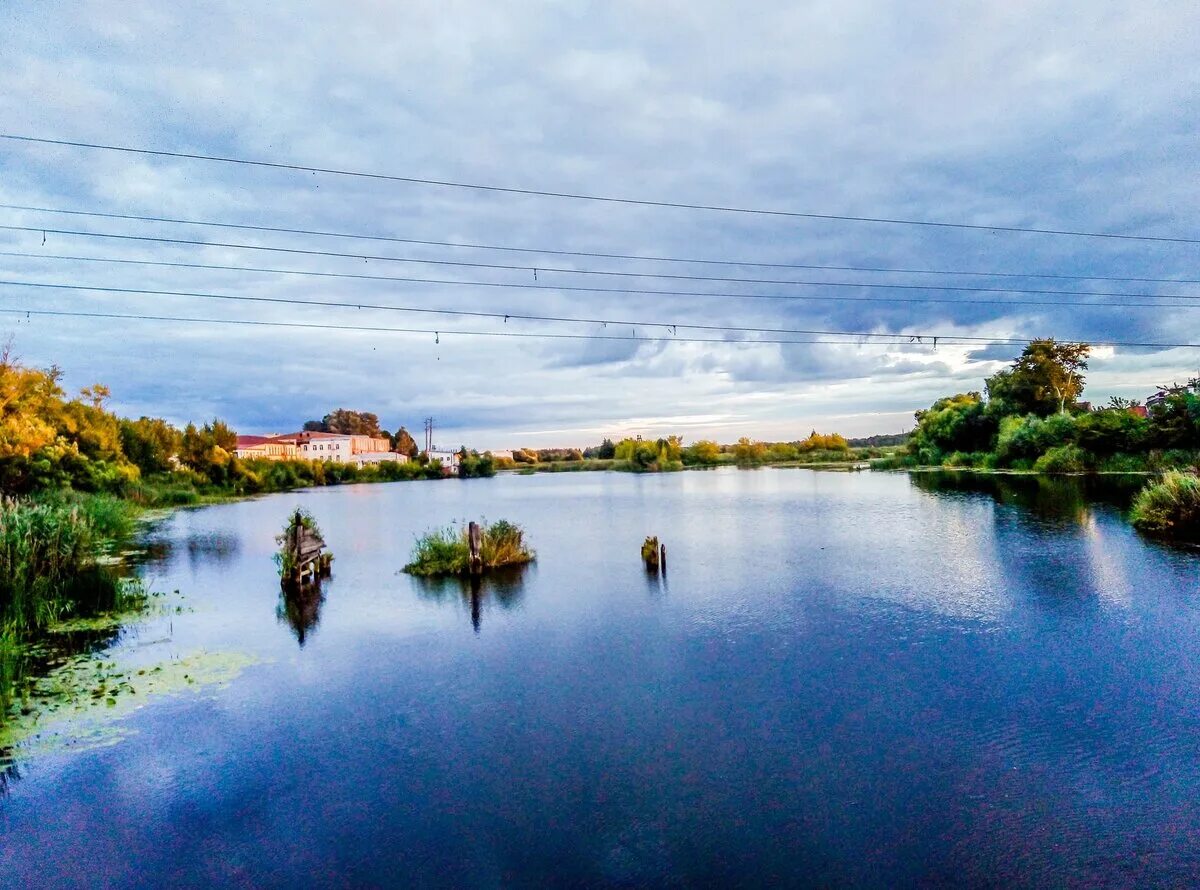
left=3, top=469, right=1199, bottom=886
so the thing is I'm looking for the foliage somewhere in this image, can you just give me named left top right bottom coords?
left=583, top=438, right=617, bottom=460
left=457, top=449, right=497, bottom=479
left=908, top=393, right=997, bottom=465
left=615, top=436, right=683, bottom=471
left=1130, top=472, right=1200, bottom=541
left=994, top=413, right=1078, bottom=467
left=985, top=339, right=1089, bottom=416
left=0, top=497, right=130, bottom=639
left=796, top=431, right=850, bottom=453
left=393, top=426, right=419, bottom=459
left=119, top=417, right=182, bottom=475
left=682, top=440, right=723, bottom=465
left=311, top=409, right=383, bottom=437
left=848, top=432, right=911, bottom=447
left=402, top=519, right=535, bottom=576
left=1033, top=444, right=1089, bottom=474
left=1147, top=383, right=1200, bottom=449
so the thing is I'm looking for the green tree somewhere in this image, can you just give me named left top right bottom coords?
left=393, top=426, right=419, bottom=459
left=683, top=440, right=722, bottom=465
left=986, top=339, right=1090, bottom=416
left=322, top=409, right=382, bottom=437
left=909, top=393, right=997, bottom=465
left=119, top=416, right=182, bottom=474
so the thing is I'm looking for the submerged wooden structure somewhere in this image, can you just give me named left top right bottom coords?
left=280, top=509, right=332, bottom=589
left=641, top=536, right=666, bottom=574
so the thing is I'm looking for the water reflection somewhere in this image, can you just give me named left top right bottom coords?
left=129, top=530, right=242, bottom=569
left=276, top=584, right=325, bottom=646
left=412, top=567, right=529, bottom=633
left=909, top=471, right=1144, bottom=525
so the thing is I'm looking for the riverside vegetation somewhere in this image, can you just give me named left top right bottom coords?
left=403, top=520, right=535, bottom=576
left=507, top=431, right=886, bottom=474
left=894, top=338, right=1200, bottom=542
left=0, top=344, right=445, bottom=739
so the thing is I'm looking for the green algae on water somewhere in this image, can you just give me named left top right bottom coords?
left=0, top=649, right=258, bottom=765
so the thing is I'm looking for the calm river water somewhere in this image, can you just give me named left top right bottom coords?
left=3, top=468, right=1200, bottom=886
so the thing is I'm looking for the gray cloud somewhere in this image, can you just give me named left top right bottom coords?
left=1, top=0, right=1197, bottom=446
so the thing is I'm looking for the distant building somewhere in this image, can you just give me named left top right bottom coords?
left=235, top=435, right=298, bottom=460
left=426, top=450, right=461, bottom=472
left=1130, top=405, right=1149, bottom=418
left=236, top=431, right=407, bottom=465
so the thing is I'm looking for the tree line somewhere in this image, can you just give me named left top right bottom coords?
left=906, top=338, right=1200, bottom=472
left=0, top=346, right=439, bottom=501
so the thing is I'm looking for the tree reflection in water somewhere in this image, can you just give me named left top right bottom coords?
left=909, top=470, right=1145, bottom=526
left=411, top=566, right=529, bottom=633
left=277, top=583, right=325, bottom=647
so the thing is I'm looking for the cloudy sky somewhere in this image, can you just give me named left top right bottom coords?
left=1, top=1, right=1198, bottom=448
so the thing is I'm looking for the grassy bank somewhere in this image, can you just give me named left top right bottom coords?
left=0, top=494, right=146, bottom=725
left=403, top=520, right=535, bottom=576
left=1130, top=472, right=1200, bottom=542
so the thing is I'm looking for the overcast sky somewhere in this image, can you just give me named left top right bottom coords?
left=1, top=1, right=1198, bottom=448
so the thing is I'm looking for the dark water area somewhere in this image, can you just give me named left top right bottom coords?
left=3, top=468, right=1200, bottom=887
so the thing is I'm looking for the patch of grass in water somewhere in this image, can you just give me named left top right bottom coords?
left=403, top=519, right=535, bottom=576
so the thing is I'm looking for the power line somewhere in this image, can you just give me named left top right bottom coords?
left=3, top=224, right=1198, bottom=303
left=0, top=276, right=1091, bottom=340
left=6, top=251, right=1200, bottom=312
left=2, top=305, right=1196, bottom=350
left=4, top=202, right=1196, bottom=286
left=0, top=306, right=1007, bottom=346
left=2, top=133, right=1196, bottom=245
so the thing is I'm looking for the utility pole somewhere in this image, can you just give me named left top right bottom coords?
left=423, top=416, right=434, bottom=453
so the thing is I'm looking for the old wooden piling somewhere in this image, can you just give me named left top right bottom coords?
left=281, top=509, right=332, bottom=589
left=641, top=536, right=661, bottom=572
left=468, top=521, right=484, bottom=575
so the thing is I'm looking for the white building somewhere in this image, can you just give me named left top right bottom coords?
left=426, top=450, right=461, bottom=472
left=282, top=431, right=407, bottom=465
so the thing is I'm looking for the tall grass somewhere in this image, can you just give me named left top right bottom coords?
left=403, top=519, right=535, bottom=576
left=1130, top=472, right=1200, bottom=542
left=0, top=497, right=126, bottom=637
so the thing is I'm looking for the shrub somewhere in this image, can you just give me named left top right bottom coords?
left=1033, top=444, right=1089, bottom=474
left=1131, top=472, right=1200, bottom=541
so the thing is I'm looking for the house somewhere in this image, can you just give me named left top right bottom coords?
left=235, top=435, right=298, bottom=461
left=426, top=450, right=461, bottom=472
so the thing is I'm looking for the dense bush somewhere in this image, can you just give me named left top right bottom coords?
left=994, top=413, right=1077, bottom=466
left=1131, top=472, right=1200, bottom=541
left=908, top=393, right=997, bottom=465
left=1033, top=444, right=1089, bottom=474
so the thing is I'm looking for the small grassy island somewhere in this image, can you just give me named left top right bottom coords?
left=403, top=520, right=535, bottom=577
left=1130, top=472, right=1200, bottom=543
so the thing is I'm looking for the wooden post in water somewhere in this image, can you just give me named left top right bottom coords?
left=660, top=543, right=666, bottom=573
left=282, top=510, right=330, bottom=589
left=468, top=521, right=483, bottom=575
left=641, top=536, right=661, bottom=573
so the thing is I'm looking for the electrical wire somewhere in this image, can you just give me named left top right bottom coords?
left=3, top=201, right=1196, bottom=285
left=2, top=133, right=1196, bottom=244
